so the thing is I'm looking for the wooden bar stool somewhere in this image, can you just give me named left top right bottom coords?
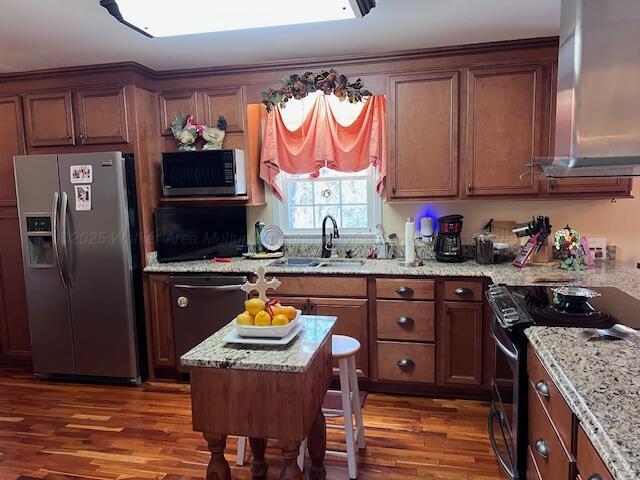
left=237, top=335, right=366, bottom=478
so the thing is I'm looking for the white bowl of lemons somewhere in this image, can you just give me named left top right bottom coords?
left=233, top=298, right=302, bottom=338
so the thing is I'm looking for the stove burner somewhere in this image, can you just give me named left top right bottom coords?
left=533, top=305, right=610, bottom=326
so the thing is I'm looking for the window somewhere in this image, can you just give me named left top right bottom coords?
left=276, top=167, right=381, bottom=237
left=273, top=92, right=381, bottom=238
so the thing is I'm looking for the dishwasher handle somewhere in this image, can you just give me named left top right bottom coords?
left=173, top=284, right=245, bottom=291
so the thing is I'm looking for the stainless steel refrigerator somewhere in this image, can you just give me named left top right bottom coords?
left=14, top=152, right=145, bottom=384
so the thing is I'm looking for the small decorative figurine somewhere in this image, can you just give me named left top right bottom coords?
left=240, top=266, right=281, bottom=302
left=171, top=113, right=204, bottom=151
left=202, top=115, right=227, bottom=150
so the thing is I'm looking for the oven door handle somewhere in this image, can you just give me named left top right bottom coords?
left=491, top=316, right=519, bottom=361
left=487, top=409, right=516, bottom=479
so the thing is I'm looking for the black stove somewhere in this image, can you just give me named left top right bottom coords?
left=485, top=284, right=640, bottom=479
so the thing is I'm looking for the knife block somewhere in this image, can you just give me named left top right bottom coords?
left=530, top=240, right=554, bottom=265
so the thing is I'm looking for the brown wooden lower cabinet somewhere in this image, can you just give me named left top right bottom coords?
left=0, top=209, right=30, bottom=362
left=442, top=301, right=483, bottom=385
left=148, top=274, right=175, bottom=369
left=377, top=341, right=435, bottom=383
left=576, top=426, right=613, bottom=480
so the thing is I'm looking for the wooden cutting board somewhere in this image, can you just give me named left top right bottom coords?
left=524, top=271, right=576, bottom=283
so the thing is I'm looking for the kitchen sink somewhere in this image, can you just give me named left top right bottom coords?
left=268, top=257, right=365, bottom=269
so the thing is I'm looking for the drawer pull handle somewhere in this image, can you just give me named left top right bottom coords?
left=396, top=316, right=414, bottom=326
left=533, top=439, right=549, bottom=459
left=397, top=358, right=415, bottom=369
left=177, top=296, right=189, bottom=308
left=454, top=287, right=473, bottom=295
left=535, top=380, right=550, bottom=397
left=587, top=475, right=603, bottom=480
left=396, top=286, right=414, bottom=295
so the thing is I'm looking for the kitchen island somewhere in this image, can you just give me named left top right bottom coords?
left=181, top=315, right=337, bottom=480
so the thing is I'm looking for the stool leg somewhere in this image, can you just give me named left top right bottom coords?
left=348, top=356, right=366, bottom=450
left=297, top=438, right=306, bottom=471
left=339, top=357, right=357, bottom=479
left=236, top=436, right=247, bottom=466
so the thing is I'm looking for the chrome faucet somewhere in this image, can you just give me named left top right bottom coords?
left=321, top=215, right=340, bottom=258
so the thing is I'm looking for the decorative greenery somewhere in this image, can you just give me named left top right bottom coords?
left=262, top=69, right=372, bottom=112
left=554, top=225, right=586, bottom=271
left=170, top=113, right=227, bottom=151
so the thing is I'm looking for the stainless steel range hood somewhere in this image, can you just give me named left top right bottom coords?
left=527, top=0, right=640, bottom=178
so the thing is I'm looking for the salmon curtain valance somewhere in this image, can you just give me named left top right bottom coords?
left=260, top=95, right=387, bottom=200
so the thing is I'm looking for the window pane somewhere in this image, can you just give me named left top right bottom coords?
left=342, top=179, right=368, bottom=204
left=314, top=205, right=340, bottom=228
left=313, top=180, right=341, bottom=205
left=289, top=206, right=314, bottom=229
left=288, top=181, right=313, bottom=205
left=341, top=205, right=368, bottom=229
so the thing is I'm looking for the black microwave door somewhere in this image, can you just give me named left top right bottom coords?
left=162, top=151, right=237, bottom=196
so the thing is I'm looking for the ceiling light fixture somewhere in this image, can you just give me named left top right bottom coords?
left=100, top=0, right=376, bottom=38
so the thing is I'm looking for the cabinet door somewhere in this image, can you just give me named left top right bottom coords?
left=149, top=275, right=175, bottom=369
left=310, top=297, right=369, bottom=377
left=547, top=177, right=632, bottom=195
left=23, top=91, right=75, bottom=147
left=0, top=96, right=25, bottom=205
left=75, top=87, right=129, bottom=144
left=466, top=64, right=545, bottom=196
left=389, top=71, right=459, bottom=198
left=0, top=208, right=30, bottom=360
left=442, top=301, right=483, bottom=385
left=201, top=87, right=245, bottom=133
left=159, top=91, right=199, bottom=136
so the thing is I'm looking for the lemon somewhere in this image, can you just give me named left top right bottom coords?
left=272, top=314, right=289, bottom=326
left=254, top=310, right=272, bottom=326
left=270, top=304, right=286, bottom=317
left=245, top=298, right=266, bottom=316
left=236, top=311, right=254, bottom=326
left=283, top=305, right=297, bottom=320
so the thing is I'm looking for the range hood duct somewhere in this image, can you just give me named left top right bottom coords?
left=527, top=0, right=640, bottom=178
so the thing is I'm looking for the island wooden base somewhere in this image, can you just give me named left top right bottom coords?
left=189, top=332, right=333, bottom=480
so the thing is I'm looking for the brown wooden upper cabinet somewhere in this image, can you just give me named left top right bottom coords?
left=23, top=88, right=129, bottom=147
left=465, top=63, right=547, bottom=196
left=202, top=88, right=245, bottom=133
left=388, top=71, right=459, bottom=198
left=0, top=96, right=25, bottom=204
left=159, top=90, right=199, bottom=136
left=159, top=87, right=245, bottom=136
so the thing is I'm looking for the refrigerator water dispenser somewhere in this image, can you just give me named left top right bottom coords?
left=25, top=215, right=54, bottom=267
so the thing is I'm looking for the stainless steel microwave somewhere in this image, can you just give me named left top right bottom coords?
left=161, top=149, right=247, bottom=196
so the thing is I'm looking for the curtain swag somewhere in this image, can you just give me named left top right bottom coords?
left=259, top=95, right=387, bottom=200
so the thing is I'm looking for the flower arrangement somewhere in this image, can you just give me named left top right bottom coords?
left=553, top=225, right=586, bottom=271
left=262, top=69, right=372, bottom=112
left=171, top=114, right=227, bottom=151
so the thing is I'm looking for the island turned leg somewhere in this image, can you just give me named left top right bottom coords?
left=203, top=433, right=231, bottom=480
left=307, top=410, right=327, bottom=480
left=279, top=441, right=303, bottom=480
left=249, top=437, right=268, bottom=479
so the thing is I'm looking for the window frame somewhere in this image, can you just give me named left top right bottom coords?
left=273, top=167, right=382, bottom=241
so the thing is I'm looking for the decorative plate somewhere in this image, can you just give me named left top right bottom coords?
left=260, top=224, right=285, bottom=251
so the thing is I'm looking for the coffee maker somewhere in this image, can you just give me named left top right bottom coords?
left=435, top=215, right=464, bottom=262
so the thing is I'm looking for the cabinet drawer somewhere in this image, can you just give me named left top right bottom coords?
left=443, top=280, right=483, bottom=302
left=377, top=341, right=435, bottom=383
left=576, top=426, right=613, bottom=480
left=376, top=278, right=435, bottom=300
left=276, top=276, right=367, bottom=297
left=377, top=300, right=435, bottom=342
left=527, top=346, right=574, bottom=451
left=528, top=380, right=574, bottom=480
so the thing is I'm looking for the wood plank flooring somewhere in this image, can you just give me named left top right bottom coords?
left=0, top=369, right=501, bottom=479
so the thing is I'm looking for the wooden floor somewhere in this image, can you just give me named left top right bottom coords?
left=0, top=369, right=500, bottom=480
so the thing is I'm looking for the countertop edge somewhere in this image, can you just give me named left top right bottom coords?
left=526, top=329, right=635, bottom=480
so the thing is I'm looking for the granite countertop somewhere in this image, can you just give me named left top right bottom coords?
left=180, top=315, right=336, bottom=373
left=144, top=252, right=640, bottom=300
left=526, top=327, right=640, bottom=480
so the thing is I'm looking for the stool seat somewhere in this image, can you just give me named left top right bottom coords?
left=332, top=335, right=361, bottom=359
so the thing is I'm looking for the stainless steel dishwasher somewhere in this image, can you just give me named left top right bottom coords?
left=171, top=275, right=248, bottom=372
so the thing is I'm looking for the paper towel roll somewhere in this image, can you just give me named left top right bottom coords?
left=405, top=217, right=416, bottom=264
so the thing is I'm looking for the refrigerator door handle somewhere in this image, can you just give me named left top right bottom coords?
left=51, top=191, right=66, bottom=287
left=59, top=191, right=72, bottom=287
